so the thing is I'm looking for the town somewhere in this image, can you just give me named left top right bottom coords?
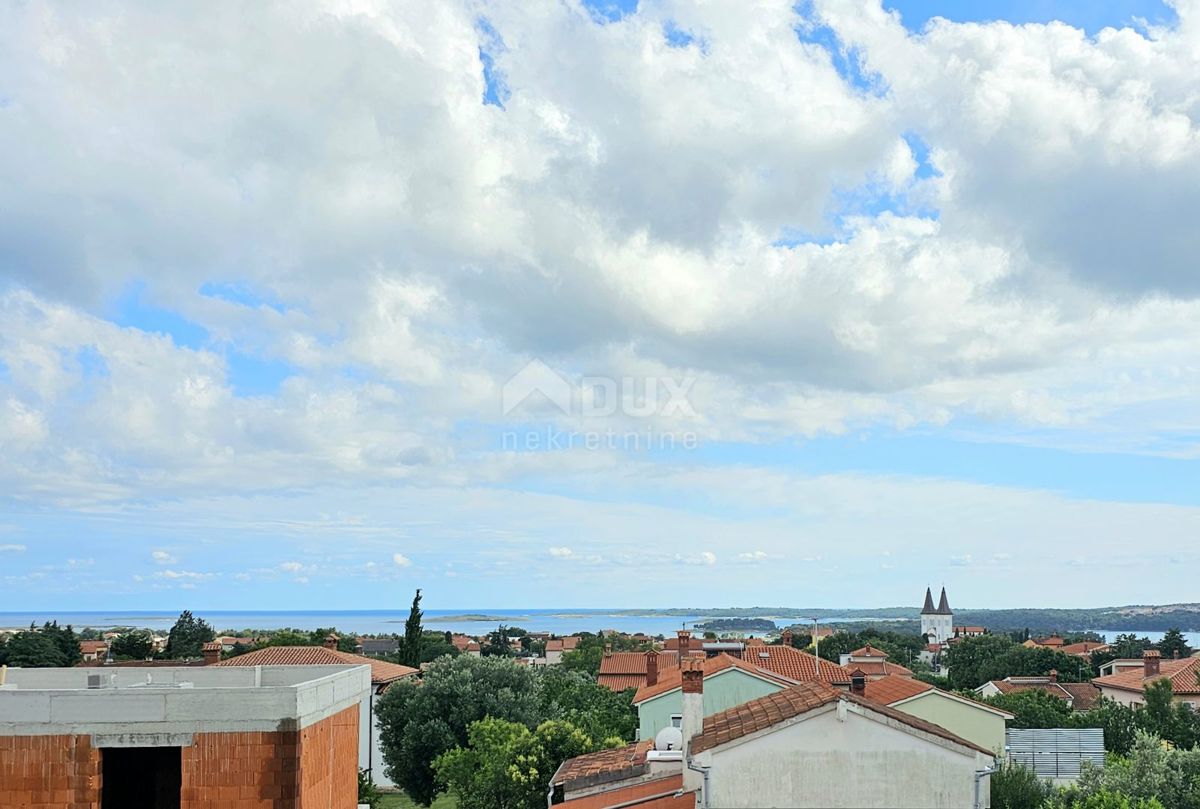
left=2, top=589, right=1198, bottom=808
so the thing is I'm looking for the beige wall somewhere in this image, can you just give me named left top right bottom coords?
left=893, top=691, right=1007, bottom=757
left=696, top=703, right=994, bottom=809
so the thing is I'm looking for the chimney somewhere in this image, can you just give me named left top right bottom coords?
left=1048, top=669, right=1057, bottom=683
left=1174, top=650, right=1180, bottom=660
left=677, top=630, right=691, bottom=656
left=201, top=642, right=221, bottom=666
left=681, top=657, right=704, bottom=790
left=1144, top=649, right=1161, bottom=678
left=782, top=629, right=793, bottom=647
left=604, top=643, right=612, bottom=655
left=324, top=634, right=339, bottom=650
left=645, top=650, right=659, bottom=687
left=850, top=668, right=867, bottom=696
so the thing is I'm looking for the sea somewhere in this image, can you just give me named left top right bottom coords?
left=0, top=609, right=1197, bottom=647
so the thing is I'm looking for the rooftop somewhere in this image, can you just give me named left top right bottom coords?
left=1093, top=657, right=1200, bottom=696
left=212, top=645, right=418, bottom=686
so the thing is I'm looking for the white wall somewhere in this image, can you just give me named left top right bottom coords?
left=697, top=703, right=993, bottom=809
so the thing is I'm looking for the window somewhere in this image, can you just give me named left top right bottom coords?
left=670, top=714, right=682, bottom=728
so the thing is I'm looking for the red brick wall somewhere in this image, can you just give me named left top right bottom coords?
left=0, top=706, right=358, bottom=809
left=297, top=705, right=360, bottom=809
left=0, top=735, right=101, bottom=809
left=182, top=729, right=299, bottom=809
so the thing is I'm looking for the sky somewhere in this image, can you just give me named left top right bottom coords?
left=2, top=0, right=1199, bottom=612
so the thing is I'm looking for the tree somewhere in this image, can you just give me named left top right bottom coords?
left=944, top=634, right=1018, bottom=689
left=109, top=630, right=154, bottom=661
left=482, top=624, right=515, bottom=658
left=1071, top=731, right=1200, bottom=809
left=163, top=610, right=215, bottom=659
left=0, top=630, right=67, bottom=667
left=1139, top=679, right=1200, bottom=750
left=400, top=589, right=424, bottom=669
left=1045, top=788, right=1165, bottom=809
left=38, top=622, right=82, bottom=667
left=985, top=689, right=1073, bottom=729
left=560, top=645, right=603, bottom=675
left=1156, top=629, right=1193, bottom=661
left=1068, top=698, right=1139, bottom=756
left=536, top=667, right=637, bottom=744
left=376, top=655, right=543, bottom=805
left=990, top=761, right=1053, bottom=809
left=411, top=630, right=458, bottom=664
left=436, top=719, right=597, bottom=809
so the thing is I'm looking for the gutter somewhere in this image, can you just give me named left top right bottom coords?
left=686, top=757, right=711, bottom=809
left=974, top=765, right=998, bottom=809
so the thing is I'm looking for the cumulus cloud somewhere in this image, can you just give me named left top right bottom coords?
left=0, top=544, right=26, bottom=552
left=1, top=0, right=1199, bottom=606
left=151, top=550, right=176, bottom=565
left=548, top=546, right=574, bottom=558
left=392, top=553, right=412, bottom=567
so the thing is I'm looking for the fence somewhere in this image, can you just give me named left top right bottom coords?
left=1006, top=728, right=1105, bottom=780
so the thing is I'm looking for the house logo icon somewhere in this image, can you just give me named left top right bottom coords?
left=502, top=360, right=573, bottom=416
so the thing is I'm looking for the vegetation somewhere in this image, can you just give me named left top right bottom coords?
left=109, top=629, right=154, bottom=660
left=435, top=719, right=600, bottom=809
left=400, top=589, right=424, bottom=669
left=944, top=635, right=1093, bottom=689
left=1070, top=731, right=1200, bottom=809
left=990, top=760, right=1054, bottom=809
left=559, top=632, right=653, bottom=676
left=376, top=655, right=636, bottom=806
left=694, top=618, right=776, bottom=632
left=163, top=610, right=216, bottom=659
left=0, top=622, right=82, bottom=668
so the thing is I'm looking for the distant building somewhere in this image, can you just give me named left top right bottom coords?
left=863, top=674, right=1013, bottom=755
left=78, top=640, right=109, bottom=663
left=920, top=587, right=954, bottom=645
left=357, top=638, right=400, bottom=657
left=0, top=663, right=369, bottom=808
left=544, top=636, right=580, bottom=665
left=953, top=626, right=986, bottom=639
left=975, top=672, right=1101, bottom=711
left=838, top=645, right=914, bottom=680
left=1093, top=650, right=1200, bottom=708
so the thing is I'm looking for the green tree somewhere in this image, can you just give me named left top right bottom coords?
left=163, top=610, right=216, bottom=659
left=376, top=655, right=542, bottom=805
left=482, top=624, right=515, bottom=658
left=536, top=667, right=637, bottom=744
left=1068, top=698, right=1139, bottom=755
left=1139, top=679, right=1200, bottom=750
left=989, top=761, right=1053, bottom=809
left=414, top=629, right=458, bottom=664
left=109, top=630, right=154, bottom=661
left=1045, top=788, right=1165, bottom=809
left=400, top=589, right=424, bottom=668
left=944, top=634, right=1018, bottom=689
left=559, top=645, right=603, bottom=675
left=435, top=719, right=598, bottom=809
left=1072, top=731, right=1200, bottom=809
left=1156, top=629, right=1193, bottom=661
left=38, top=622, right=82, bottom=667
left=984, top=689, right=1073, bottom=729
left=0, top=630, right=67, bottom=667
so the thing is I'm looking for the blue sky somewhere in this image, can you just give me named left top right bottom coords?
left=2, top=0, right=1200, bottom=612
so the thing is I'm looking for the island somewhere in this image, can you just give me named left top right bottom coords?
left=694, top=618, right=777, bottom=633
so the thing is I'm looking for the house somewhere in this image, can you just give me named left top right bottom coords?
left=1026, top=635, right=1066, bottom=649
left=216, top=635, right=258, bottom=652
left=0, top=663, right=369, bottom=808
left=450, top=634, right=481, bottom=656
left=837, top=644, right=914, bottom=679
left=863, top=674, right=1013, bottom=754
left=553, top=660, right=996, bottom=809
left=598, top=650, right=683, bottom=691
left=1093, top=650, right=1200, bottom=708
left=1098, top=658, right=1146, bottom=677
left=545, top=636, right=581, bottom=665
left=974, top=672, right=1101, bottom=711
left=632, top=653, right=800, bottom=739
left=953, top=626, right=986, bottom=639
left=920, top=587, right=954, bottom=645
left=211, top=635, right=419, bottom=788
left=1058, top=641, right=1109, bottom=658
left=78, top=640, right=108, bottom=662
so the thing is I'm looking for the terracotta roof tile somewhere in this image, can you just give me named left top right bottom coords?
left=847, top=660, right=914, bottom=677
left=742, top=645, right=853, bottom=685
left=1059, top=682, right=1102, bottom=711
left=633, top=654, right=793, bottom=703
left=596, top=674, right=654, bottom=692
left=689, top=682, right=994, bottom=757
left=213, top=646, right=419, bottom=685
left=550, top=740, right=653, bottom=789
left=862, top=674, right=934, bottom=704
left=1094, top=657, right=1200, bottom=697
left=79, top=641, right=109, bottom=654
left=849, top=645, right=888, bottom=658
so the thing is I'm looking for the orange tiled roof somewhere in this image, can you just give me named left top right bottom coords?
left=862, top=674, right=934, bottom=704
left=600, top=651, right=679, bottom=675
left=1059, top=642, right=1109, bottom=657
left=596, top=674, right=655, bottom=691
left=79, top=641, right=109, bottom=654
left=689, top=681, right=993, bottom=756
left=986, top=677, right=1100, bottom=709
left=746, top=637, right=766, bottom=646
left=562, top=636, right=580, bottom=650
left=633, top=653, right=793, bottom=703
left=213, top=646, right=419, bottom=685
left=1059, top=682, right=1102, bottom=711
left=1093, top=657, right=1200, bottom=696
left=847, top=660, right=914, bottom=677
left=550, top=740, right=653, bottom=789
left=742, top=645, right=853, bottom=685
left=560, top=775, right=693, bottom=809
left=546, top=640, right=565, bottom=652
left=848, top=645, right=888, bottom=658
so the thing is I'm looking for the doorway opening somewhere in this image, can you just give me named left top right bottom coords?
left=101, top=746, right=182, bottom=809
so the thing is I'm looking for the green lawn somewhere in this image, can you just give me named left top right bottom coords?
left=378, top=792, right=458, bottom=809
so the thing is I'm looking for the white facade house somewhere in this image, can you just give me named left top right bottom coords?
left=921, top=587, right=954, bottom=645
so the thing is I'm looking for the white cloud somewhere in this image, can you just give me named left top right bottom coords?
left=0, top=544, right=26, bottom=552
left=737, top=551, right=769, bottom=561
left=548, top=546, right=574, bottom=558
left=151, top=550, right=176, bottom=565
left=279, top=561, right=304, bottom=573
left=392, top=553, right=412, bottom=567
left=154, top=569, right=210, bottom=580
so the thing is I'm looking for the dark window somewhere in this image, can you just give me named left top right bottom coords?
left=101, top=746, right=181, bottom=809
